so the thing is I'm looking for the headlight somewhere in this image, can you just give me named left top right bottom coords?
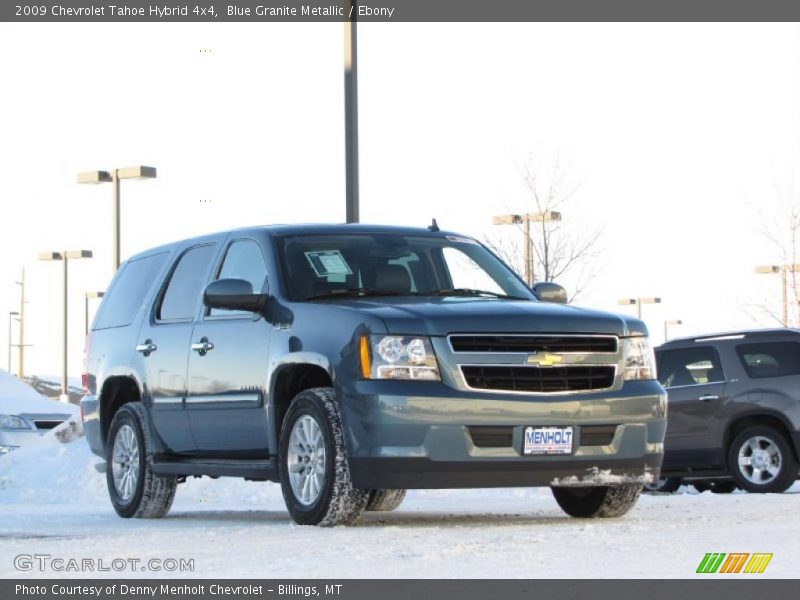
left=0, top=414, right=30, bottom=429
left=361, top=335, right=441, bottom=380
left=623, top=337, right=657, bottom=381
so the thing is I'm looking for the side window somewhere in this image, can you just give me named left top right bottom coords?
left=441, top=247, right=504, bottom=294
left=657, top=346, right=725, bottom=388
left=158, top=244, right=217, bottom=321
left=736, top=341, right=800, bottom=379
left=93, top=252, right=168, bottom=330
left=209, top=239, right=268, bottom=316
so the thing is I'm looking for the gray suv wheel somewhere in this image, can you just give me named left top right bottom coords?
left=728, top=425, right=798, bottom=493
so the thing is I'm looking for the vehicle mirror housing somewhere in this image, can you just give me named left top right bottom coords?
left=532, top=281, right=568, bottom=304
left=203, top=278, right=267, bottom=312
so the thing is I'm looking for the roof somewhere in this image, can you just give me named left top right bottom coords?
left=659, top=328, right=800, bottom=348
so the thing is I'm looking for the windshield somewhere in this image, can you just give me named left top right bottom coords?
left=276, top=233, right=535, bottom=302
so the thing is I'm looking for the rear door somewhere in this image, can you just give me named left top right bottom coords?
left=185, top=237, right=271, bottom=456
left=137, top=242, right=219, bottom=453
left=657, top=345, right=727, bottom=468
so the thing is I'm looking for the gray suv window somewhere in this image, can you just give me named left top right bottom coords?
left=209, top=239, right=267, bottom=316
left=93, top=252, right=168, bottom=330
left=158, top=244, right=217, bottom=321
left=658, top=346, right=725, bottom=388
left=736, top=341, right=800, bottom=379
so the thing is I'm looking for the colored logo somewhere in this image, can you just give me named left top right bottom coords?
left=526, top=353, right=563, bottom=367
left=696, top=553, right=773, bottom=574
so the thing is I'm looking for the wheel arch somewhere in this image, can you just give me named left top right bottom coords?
left=723, top=411, right=799, bottom=466
left=99, top=375, right=143, bottom=448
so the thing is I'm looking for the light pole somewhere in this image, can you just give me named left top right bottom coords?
left=493, top=211, right=562, bottom=285
left=14, top=268, right=28, bottom=378
left=39, top=250, right=93, bottom=402
left=344, top=1, right=359, bottom=223
left=664, top=319, right=683, bottom=341
left=618, top=297, right=662, bottom=320
left=77, top=166, right=156, bottom=270
left=755, top=264, right=800, bottom=327
left=84, top=291, right=105, bottom=336
left=7, top=311, right=19, bottom=373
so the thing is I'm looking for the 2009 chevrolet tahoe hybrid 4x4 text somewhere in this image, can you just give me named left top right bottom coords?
left=81, top=224, right=666, bottom=526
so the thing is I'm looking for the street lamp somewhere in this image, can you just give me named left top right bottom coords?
left=664, top=319, right=683, bottom=341
left=77, top=166, right=156, bottom=270
left=618, top=297, right=662, bottom=319
left=84, top=291, right=105, bottom=336
left=493, top=211, right=562, bottom=285
left=7, top=311, right=19, bottom=373
left=39, top=250, right=93, bottom=402
left=755, top=264, right=800, bottom=327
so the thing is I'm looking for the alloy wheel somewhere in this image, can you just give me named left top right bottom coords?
left=111, top=424, right=140, bottom=501
left=287, top=415, right=326, bottom=506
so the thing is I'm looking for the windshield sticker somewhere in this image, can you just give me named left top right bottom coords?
left=305, top=250, right=353, bottom=277
left=446, top=235, right=480, bottom=245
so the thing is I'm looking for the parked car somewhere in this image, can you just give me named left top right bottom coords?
left=650, top=329, right=800, bottom=494
left=81, top=224, right=666, bottom=526
left=0, top=369, right=77, bottom=454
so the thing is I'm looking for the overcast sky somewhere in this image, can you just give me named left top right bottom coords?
left=1, top=22, right=799, bottom=377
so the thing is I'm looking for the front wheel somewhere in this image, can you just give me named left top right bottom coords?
left=728, top=426, right=798, bottom=493
left=278, top=388, right=369, bottom=526
left=551, top=484, right=641, bottom=518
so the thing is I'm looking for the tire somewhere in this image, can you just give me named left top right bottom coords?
left=692, top=480, right=737, bottom=494
left=643, top=477, right=682, bottom=494
left=106, top=403, right=177, bottom=518
left=278, top=387, right=369, bottom=526
left=551, top=484, right=641, bottom=518
left=366, top=489, right=406, bottom=512
left=728, top=425, right=798, bottom=493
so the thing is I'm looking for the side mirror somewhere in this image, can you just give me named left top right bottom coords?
left=532, top=281, right=568, bottom=304
left=204, top=278, right=268, bottom=312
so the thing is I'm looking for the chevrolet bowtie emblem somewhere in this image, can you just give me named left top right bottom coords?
left=526, top=353, right=563, bottom=367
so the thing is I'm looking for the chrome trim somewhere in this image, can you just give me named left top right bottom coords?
left=185, top=392, right=261, bottom=406
left=447, top=333, right=619, bottom=355
left=661, top=380, right=725, bottom=390
left=152, top=396, right=183, bottom=405
left=457, top=363, right=619, bottom=396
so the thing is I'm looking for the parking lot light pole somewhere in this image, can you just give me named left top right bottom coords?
left=664, top=319, right=683, bottom=341
left=7, top=311, right=19, bottom=373
left=84, top=291, right=105, bottom=336
left=493, top=211, right=562, bottom=285
left=618, top=297, right=661, bottom=320
left=38, top=250, right=93, bottom=402
left=78, top=166, right=157, bottom=270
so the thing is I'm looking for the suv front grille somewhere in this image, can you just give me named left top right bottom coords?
left=449, top=335, right=617, bottom=354
left=461, top=365, right=616, bottom=393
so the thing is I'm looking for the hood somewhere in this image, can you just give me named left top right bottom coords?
left=0, top=370, right=78, bottom=416
left=325, top=297, right=648, bottom=337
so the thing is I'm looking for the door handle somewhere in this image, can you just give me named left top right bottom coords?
left=135, top=340, right=157, bottom=356
left=698, top=395, right=719, bottom=402
left=191, top=337, right=214, bottom=356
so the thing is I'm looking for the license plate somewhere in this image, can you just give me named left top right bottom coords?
left=523, top=426, right=574, bottom=455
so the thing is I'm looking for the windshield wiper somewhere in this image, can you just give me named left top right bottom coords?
left=427, top=288, right=528, bottom=300
left=304, top=288, right=415, bottom=301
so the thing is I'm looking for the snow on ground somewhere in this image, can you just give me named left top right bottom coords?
left=0, top=431, right=798, bottom=579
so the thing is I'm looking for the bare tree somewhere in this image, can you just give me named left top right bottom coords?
left=485, top=160, right=604, bottom=302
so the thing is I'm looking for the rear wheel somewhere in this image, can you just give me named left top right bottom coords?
left=728, top=426, right=798, bottom=493
left=366, top=489, right=406, bottom=512
left=551, top=484, right=641, bottom=518
left=643, top=477, right=682, bottom=493
left=106, top=403, right=177, bottom=518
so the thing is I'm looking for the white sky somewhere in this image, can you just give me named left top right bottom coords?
left=1, top=22, right=799, bottom=377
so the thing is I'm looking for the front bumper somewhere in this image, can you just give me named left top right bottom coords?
left=341, top=379, right=666, bottom=489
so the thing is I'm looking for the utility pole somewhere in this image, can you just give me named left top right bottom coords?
left=15, top=268, right=28, bottom=379
left=7, top=311, right=18, bottom=373
left=344, top=0, right=359, bottom=223
left=755, top=264, right=800, bottom=327
left=492, top=211, right=562, bottom=285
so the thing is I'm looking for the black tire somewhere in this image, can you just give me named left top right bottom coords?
left=728, top=425, right=798, bottom=493
left=366, top=489, right=406, bottom=512
left=551, top=484, right=641, bottom=518
left=643, top=477, right=682, bottom=494
left=692, top=480, right=737, bottom=494
left=691, top=482, right=711, bottom=493
left=278, top=387, right=369, bottom=526
left=106, top=403, right=177, bottom=519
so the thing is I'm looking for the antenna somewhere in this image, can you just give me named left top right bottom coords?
left=428, top=218, right=440, bottom=232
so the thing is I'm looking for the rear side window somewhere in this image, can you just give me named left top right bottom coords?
left=158, top=244, right=217, bottom=321
left=657, top=346, right=725, bottom=388
left=93, top=252, right=168, bottom=330
left=209, top=239, right=268, bottom=316
left=736, top=341, right=800, bottom=379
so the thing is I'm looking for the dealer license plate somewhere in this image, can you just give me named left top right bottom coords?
left=523, top=426, right=574, bottom=455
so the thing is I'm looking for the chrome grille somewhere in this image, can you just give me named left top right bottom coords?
left=461, top=365, right=616, bottom=393
left=449, top=334, right=617, bottom=354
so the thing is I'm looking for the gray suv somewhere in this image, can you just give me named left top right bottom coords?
left=654, top=329, right=800, bottom=493
left=81, top=224, right=666, bottom=526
